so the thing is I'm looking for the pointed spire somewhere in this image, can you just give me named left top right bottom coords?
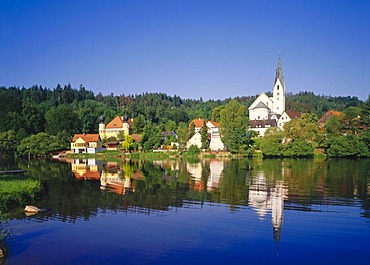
left=274, top=53, right=284, bottom=88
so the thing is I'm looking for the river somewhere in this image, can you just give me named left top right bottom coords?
left=0, top=157, right=369, bottom=264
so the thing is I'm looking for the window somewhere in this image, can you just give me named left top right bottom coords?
left=277, top=85, right=279, bottom=90
left=277, top=93, right=280, bottom=96
left=277, top=98, right=279, bottom=101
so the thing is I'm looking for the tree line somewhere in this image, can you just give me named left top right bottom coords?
left=0, top=84, right=368, bottom=158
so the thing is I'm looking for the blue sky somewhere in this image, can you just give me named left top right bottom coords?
left=1, top=0, right=369, bottom=100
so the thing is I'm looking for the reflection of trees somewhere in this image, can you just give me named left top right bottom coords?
left=3, top=157, right=368, bottom=224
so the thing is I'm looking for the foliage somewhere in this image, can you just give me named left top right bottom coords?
left=0, top=176, right=42, bottom=213
left=16, top=133, right=64, bottom=157
left=200, top=122, right=209, bottom=149
left=326, top=135, right=370, bottom=158
left=0, top=85, right=368, bottom=157
left=260, top=128, right=285, bottom=156
left=219, top=100, right=250, bottom=154
left=122, top=135, right=134, bottom=153
left=187, top=145, right=200, bottom=156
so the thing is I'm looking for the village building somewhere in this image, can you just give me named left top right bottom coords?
left=277, top=111, right=302, bottom=129
left=318, top=110, right=344, bottom=127
left=99, top=115, right=132, bottom=140
left=70, top=134, right=103, bottom=154
left=249, top=56, right=286, bottom=136
left=186, top=119, right=225, bottom=151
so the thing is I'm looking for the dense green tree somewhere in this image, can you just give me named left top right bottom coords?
left=260, top=128, right=285, bottom=156
left=132, top=114, right=146, bottom=134
left=22, top=102, right=45, bottom=134
left=219, top=100, right=249, bottom=153
left=200, top=122, right=209, bottom=149
left=45, top=104, right=80, bottom=137
left=0, top=130, right=17, bottom=152
left=141, top=122, right=162, bottom=151
left=122, top=135, right=134, bottom=153
left=176, top=122, right=190, bottom=151
left=17, top=132, right=63, bottom=157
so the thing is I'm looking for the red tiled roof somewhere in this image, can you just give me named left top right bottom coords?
left=106, top=116, right=124, bottom=129
left=285, top=111, right=301, bottom=119
left=328, top=110, right=344, bottom=116
left=131, top=134, right=142, bottom=142
left=72, top=134, right=100, bottom=142
left=190, top=119, right=206, bottom=128
left=209, top=121, right=220, bottom=127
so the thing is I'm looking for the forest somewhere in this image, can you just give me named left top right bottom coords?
left=0, top=84, right=369, bottom=158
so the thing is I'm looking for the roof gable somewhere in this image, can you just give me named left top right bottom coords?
left=72, top=134, right=100, bottom=143
left=191, top=119, right=206, bottom=128
left=106, top=116, right=124, bottom=129
left=285, top=111, right=301, bottom=119
left=248, top=92, right=273, bottom=110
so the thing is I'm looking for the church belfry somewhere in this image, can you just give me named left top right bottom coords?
left=272, top=55, right=285, bottom=115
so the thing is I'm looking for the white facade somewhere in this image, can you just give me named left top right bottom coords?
left=186, top=132, right=202, bottom=149
left=248, top=56, right=286, bottom=136
left=277, top=111, right=302, bottom=129
left=206, top=121, right=225, bottom=151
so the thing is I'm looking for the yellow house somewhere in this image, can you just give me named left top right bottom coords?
left=71, top=134, right=103, bottom=153
left=99, top=116, right=132, bottom=140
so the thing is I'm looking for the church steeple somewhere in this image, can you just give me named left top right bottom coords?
left=272, top=54, right=285, bottom=115
left=274, top=54, right=284, bottom=88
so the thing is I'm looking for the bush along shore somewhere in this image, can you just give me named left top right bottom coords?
left=0, top=174, right=43, bottom=217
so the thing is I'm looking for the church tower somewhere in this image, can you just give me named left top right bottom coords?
left=272, top=55, right=285, bottom=115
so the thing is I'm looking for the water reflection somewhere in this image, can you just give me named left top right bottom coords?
left=1, top=158, right=369, bottom=264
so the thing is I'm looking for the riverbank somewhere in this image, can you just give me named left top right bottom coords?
left=0, top=174, right=43, bottom=217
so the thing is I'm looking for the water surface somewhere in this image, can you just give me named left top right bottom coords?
left=1, top=158, right=369, bottom=264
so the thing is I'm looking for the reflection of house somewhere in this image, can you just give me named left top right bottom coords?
left=248, top=56, right=286, bottom=136
left=186, top=119, right=225, bottom=151
left=71, top=134, right=103, bottom=154
left=100, top=162, right=143, bottom=195
left=277, top=111, right=302, bottom=129
left=207, top=160, right=223, bottom=191
left=71, top=158, right=101, bottom=180
left=248, top=173, right=286, bottom=244
left=318, top=110, right=344, bottom=127
left=99, top=115, right=132, bottom=140
left=187, top=160, right=223, bottom=191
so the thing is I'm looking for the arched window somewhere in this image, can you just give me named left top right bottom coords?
left=277, top=85, right=279, bottom=90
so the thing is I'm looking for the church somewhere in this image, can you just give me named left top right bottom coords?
left=248, top=56, right=286, bottom=136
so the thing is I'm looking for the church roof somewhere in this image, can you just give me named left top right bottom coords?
left=274, top=55, right=284, bottom=87
left=253, top=101, right=269, bottom=109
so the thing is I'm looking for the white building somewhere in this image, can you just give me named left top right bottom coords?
left=277, top=111, right=302, bottom=129
left=249, top=56, right=286, bottom=136
left=186, top=119, right=225, bottom=151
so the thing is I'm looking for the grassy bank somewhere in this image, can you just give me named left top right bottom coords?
left=0, top=175, right=43, bottom=216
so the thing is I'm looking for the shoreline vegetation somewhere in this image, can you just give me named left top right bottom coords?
left=0, top=174, right=43, bottom=219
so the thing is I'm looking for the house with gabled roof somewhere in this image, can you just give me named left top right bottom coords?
left=207, top=121, right=225, bottom=151
left=277, top=111, right=302, bottom=129
left=318, top=110, right=344, bottom=127
left=186, top=120, right=225, bottom=151
left=189, top=118, right=206, bottom=133
left=71, top=134, right=103, bottom=153
left=99, top=115, right=132, bottom=141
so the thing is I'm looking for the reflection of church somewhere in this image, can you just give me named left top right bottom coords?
left=248, top=173, right=286, bottom=243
